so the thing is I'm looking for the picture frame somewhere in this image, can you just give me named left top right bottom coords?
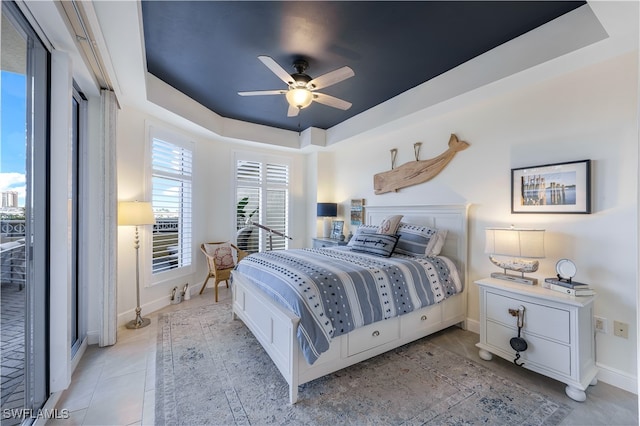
left=350, top=198, right=365, bottom=226
left=331, top=220, right=344, bottom=240
left=511, top=159, right=591, bottom=214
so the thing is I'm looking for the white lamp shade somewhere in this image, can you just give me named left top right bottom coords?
left=118, top=201, right=156, bottom=226
left=485, top=228, right=545, bottom=258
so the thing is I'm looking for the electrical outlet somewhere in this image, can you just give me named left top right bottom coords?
left=594, top=316, right=607, bottom=333
left=613, top=320, right=629, bottom=339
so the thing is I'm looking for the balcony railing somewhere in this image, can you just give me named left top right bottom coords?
left=1, top=220, right=26, bottom=290
left=1, top=220, right=26, bottom=238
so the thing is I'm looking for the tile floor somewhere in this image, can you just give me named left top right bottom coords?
left=49, top=291, right=215, bottom=426
left=50, top=288, right=638, bottom=425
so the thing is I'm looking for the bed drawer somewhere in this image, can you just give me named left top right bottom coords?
left=400, top=305, right=442, bottom=334
left=347, top=318, right=400, bottom=356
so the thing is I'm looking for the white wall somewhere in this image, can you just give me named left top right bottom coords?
left=115, top=107, right=308, bottom=326
left=101, top=0, right=638, bottom=395
left=324, top=51, right=638, bottom=391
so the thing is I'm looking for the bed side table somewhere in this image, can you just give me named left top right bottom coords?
left=475, top=277, right=598, bottom=402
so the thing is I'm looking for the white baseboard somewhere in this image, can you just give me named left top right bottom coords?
left=466, top=317, right=480, bottom=334
left=86, top=331, right=99, bottom=345
left=117, top=292, right=175, bottom=327
left=596, top=363, right=638, bottom=394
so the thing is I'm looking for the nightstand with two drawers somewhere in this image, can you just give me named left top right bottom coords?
left=475, top=277, right=598, bottom=401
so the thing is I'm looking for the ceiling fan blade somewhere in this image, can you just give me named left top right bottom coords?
left=307, top=66, right=354, bottom=91
left=238, top=90, right=287, bottom=96
left=313, top=93, right=352, bottom=110
left=258, top=55, right=295, bottom=86
left=287, top=105, right=300, bottom=117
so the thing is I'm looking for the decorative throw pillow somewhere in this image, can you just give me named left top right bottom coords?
left=204, top=242, right=235, bottom=269
left=347, top=225, right=378, bottom=247
left=377, top=215, right=403, bottom=235
left=349, top=233, right=399, bottom=257
left=394, top=223, right=448, bottom=256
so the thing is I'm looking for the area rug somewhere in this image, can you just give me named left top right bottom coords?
left=155, top=301, right=571, bottom=425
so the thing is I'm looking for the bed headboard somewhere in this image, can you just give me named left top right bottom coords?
left=365, top=205, right=469, bottom=285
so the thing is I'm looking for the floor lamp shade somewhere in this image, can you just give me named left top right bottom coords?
left=118, top=201, right=155, bottom=329
left=317, top=203, right=338, bottom=238
left=118, top=201, right=156, bottom=226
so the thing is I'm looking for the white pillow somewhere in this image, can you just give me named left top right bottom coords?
left=425, top=229, right=447, bottom=256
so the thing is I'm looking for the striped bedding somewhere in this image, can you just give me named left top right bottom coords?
left=232, top=247, right=463, bottom=364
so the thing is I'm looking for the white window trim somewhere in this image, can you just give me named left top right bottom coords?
left=145, top=123, right=195, bottom=286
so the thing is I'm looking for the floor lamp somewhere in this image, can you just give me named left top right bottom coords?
left=118, top=201, right=156, bottom=329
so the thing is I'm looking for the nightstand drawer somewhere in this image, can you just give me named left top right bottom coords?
left=486, top=291, right=570, bottom=343
left=486, top=321, right=571, bottom=375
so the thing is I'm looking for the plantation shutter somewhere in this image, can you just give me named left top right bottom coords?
left=265, top=163, right=288, bottom=251
left=235, top=158, right=289, bottom=252
left=151, top=138, right=193, bottom=274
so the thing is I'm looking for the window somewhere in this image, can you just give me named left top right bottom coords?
left=150, top=131, right=193, bottom=277
left=235, top=155, right=290, bottom=253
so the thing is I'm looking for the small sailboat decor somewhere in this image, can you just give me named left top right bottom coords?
left=373, top=134, right=469, bottom=194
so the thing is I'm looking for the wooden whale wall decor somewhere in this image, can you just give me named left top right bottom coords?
left=373, top=134, right=469, bottom=194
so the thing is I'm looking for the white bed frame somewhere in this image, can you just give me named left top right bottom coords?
left=231, top=205, right=469, bottom=403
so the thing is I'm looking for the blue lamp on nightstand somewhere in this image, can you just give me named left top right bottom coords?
left=317, top=202, right=337, bottom=238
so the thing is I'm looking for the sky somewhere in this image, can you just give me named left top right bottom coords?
left=1, top=70, right=27, bottom=207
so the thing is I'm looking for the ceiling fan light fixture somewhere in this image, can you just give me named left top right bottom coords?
left=286, top=88, right=313, bottom=109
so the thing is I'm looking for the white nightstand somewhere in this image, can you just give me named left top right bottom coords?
left=475, top=277, right=598, bottom=402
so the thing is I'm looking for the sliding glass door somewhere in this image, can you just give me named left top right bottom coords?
left=1, top=2, right=50, bottom=423
left=71, top=87, right=87, bottom=357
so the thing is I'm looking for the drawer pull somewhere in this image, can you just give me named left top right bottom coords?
left=372, top=330, right=380, bottom=337
left=420, top=315, right=427, bottom=321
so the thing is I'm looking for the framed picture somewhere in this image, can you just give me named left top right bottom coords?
left=511, top=159, right=591, bottom=214
left=331, top=220, right=344, bottom=239
left=350, top=198, right=364, bottom=225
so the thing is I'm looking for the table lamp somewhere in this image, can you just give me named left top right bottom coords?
left=485, top=226, right=545, bottom=285
left=317, top=202, right=337, bottom=238
left=118, top=201, right=156, bottom=329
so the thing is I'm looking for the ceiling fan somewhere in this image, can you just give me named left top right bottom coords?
left=238, top=55, right=355, bottom=117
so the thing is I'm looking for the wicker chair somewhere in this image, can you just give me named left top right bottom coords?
left=199, top=241, right=248, bottom=302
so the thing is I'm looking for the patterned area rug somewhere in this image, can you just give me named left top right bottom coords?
left=155, top=301, right=571, bottom=425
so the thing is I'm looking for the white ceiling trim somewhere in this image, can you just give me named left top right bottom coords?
left=90, top=1, right=637, bottom=150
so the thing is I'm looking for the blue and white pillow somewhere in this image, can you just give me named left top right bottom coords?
left=349, top=233, right=399, bottom=257
left=347, top=224, right=378, bottom=247
left=394, top=223, right=448, bottom=256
